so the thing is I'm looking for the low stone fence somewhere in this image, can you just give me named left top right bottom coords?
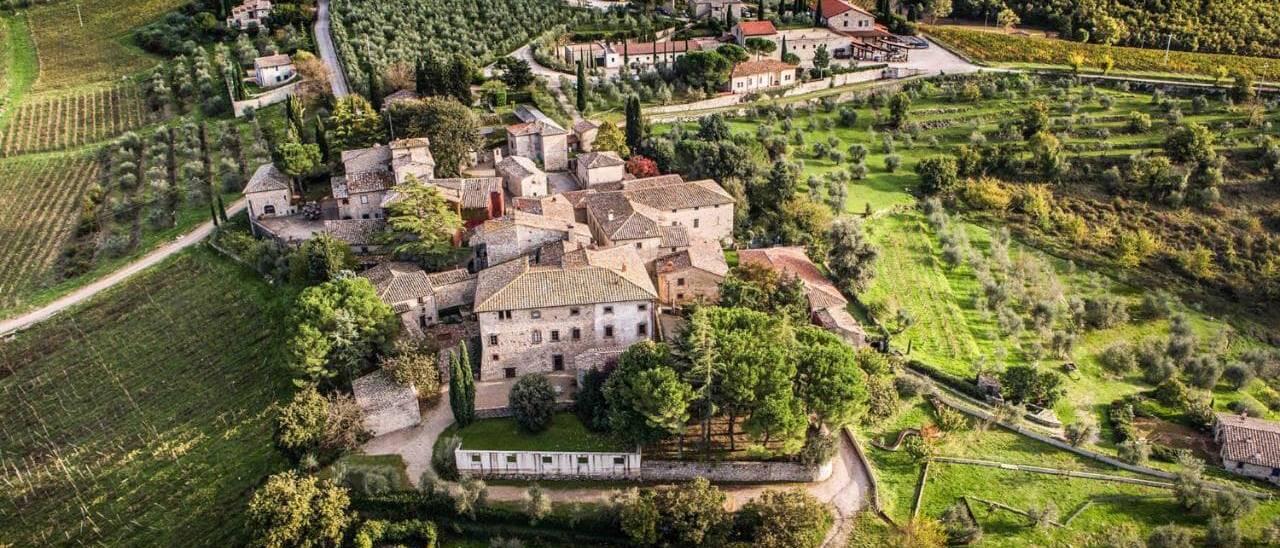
left=457, top=447, right=641, bottom=480
left=233, top=80, right=299, bottom=117
left=782, top=67, right=890, bottom=97
left=473, top=401, right=574, bottom=420
left=640, top=458, right=832, bottom=483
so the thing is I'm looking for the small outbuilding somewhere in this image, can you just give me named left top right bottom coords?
left=353, top=369, right=421, bottom=437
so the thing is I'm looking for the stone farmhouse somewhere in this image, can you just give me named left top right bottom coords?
left=571, top=120, right=600, bottom=152
left=577, top=175, right=736, bottom=253
left=252, top=54, right=295, bottom=88
left=654, top=238, right=729, bottom=307
left=243, top=163, right=297, bottom=225
left=507, top=106, right=569, bottom=171
left=729, top=59, right=798, bottom=94
left=732, top=20, right=778, bottom=45
left=816, top=0, right=909, bottom=61
left=361, top=262, right=477, bottom=330
left=575, top=151, right=626, bottom=187
left=353, top=369, right=421, bottom=437
left=1214, top=413, right=1280, bottom=484
left=496, top=155, right=548, bottom=198
left=474, top=245, right=657, bottom=380
left=740, top=246, right=867, bottom=346
left=227, top=0, right=271, bottom=30
left=468, top=211, right=593, bottom=270
left=816, top=0, right=876, bottom=32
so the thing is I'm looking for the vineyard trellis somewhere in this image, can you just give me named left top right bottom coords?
left=0, top=252, right=290, bottom=547
left=0, top=155, right=98, bottom=311
left=0, top=85, right=153, bottom=156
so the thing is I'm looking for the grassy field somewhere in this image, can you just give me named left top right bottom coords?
left=926, top=25, right=1280, bottom=83
left=448, top=413, right=626, bottom=452
left=0, top=249, right=292, bottom=546
left=23, top=0, right=183, bottom=93
left=0, top=153, right=99, bottom=311
left=859, top=401, right=1280, bottom=546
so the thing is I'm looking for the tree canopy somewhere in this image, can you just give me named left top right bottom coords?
left=288, top=276, right=398, bottom=385
left=246, top=471, right=351, bottom=548
left=385, top=98, right=483, bottom=177
left=382, top=177, right=464, bottom=268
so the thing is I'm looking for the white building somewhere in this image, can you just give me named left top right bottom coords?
left=729, top=59, right=798, bottom=94
left=1215, top=413, right=1280, bottom=485
left=473, top=245, right=657, bottom=381
left=253, top=54, right=295, bottom=88
left=227, top=0, right=272, bottom=29
left=456, top=447, right=641, bottom=479
left=575, top=151, right=626, bottom=187
left=817, top=0, right=877, bottom=32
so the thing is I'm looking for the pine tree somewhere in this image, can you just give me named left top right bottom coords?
left=625, top=95, right=644, bottom=152
left=576, top=60, right=588, bottom=112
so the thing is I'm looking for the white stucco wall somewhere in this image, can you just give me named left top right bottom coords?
left=456, top=448, right=642, bottom=479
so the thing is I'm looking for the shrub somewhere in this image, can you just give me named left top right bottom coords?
left=737, top=489, right=832, bottom=548
left=432, top=435, right=461, bottom=480
left=1140, top=291, right=1175, bottom=319
left=1148, top=525, right=1195, bottom=548
left=884, top=154, right=902, bottom=172
left=1064, top=416, right=1098, bottom=447
left=893, top=375, right=930, bottom=399
left=959, top=177, right=1011, bottom=210
left=1153, top=378, right=1189, bottom=407
left=1099, top=342, right=1137, bottom=375
left=935, top=404, right=969, bottom=432
left=915, top=156, right=959, bottom=195
left=380, top=340, right=441, bottom=396
left=1117, top=438, right=1150, bottom=464
left=1226, top=399, right=1268, bottom=418
left=1185, top=355, right=1224, bottom=389
left=1206, top=516, right=1242, bottom=548
left=798, top=429, right=837, bottom=465
left=1082, top=295, right=1129, bottom=329
left=509, top=374, right=556, bottom=433
left=863, top=375, right=901, bottom=425
left=939, top=502, right=982, bottom=545
left=1223, top=363, right=1255, bottom=390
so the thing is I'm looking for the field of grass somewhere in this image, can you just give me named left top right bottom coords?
left=860, top=401, right=1280, bottom=546
left=0, top=153, right=98, bottom=311
left=24, top=0, right=182, bottom=93
left=0, top=249, right=292, bottom=546
left=448, top=413, right=626, bottom=452
left=926, top=25, right=1280, bottom=83
left=0, top=15, right=38, bottom=123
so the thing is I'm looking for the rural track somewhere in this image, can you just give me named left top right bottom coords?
left=0, top=198, right=247, bottom=338
left=315, top=0, right=350, bottom=97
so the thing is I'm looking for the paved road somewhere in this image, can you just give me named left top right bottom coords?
left=315, top=0, right=350, bottom=97
left=0, top=198, right=248, bottom=337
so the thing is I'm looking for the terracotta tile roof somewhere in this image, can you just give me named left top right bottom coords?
left=573, top=120, right=600, bottom=134
left=659, top=225, right=690, bottom=248
left=382, top=89, right=421, bottom=106
left=814, top=307, right=867, bottom=342
left=578, top=151, right=626, bottom=169
left=497, top=155, right=543, bottom=179
left=341, top=145, right=392, bottom=174
left=583, top=192, right=660, bottom=241
left=254, top=54, right=292, bottom=69
left=345, top=171, right=395, bottom=195
left=470, top=211, right=590, bottom=242
left=731, top=59, right=798, bottom=78
left=1217, top=413, right=1280, bottom=468
left=244, top=163, right=291, bottom=194
left=819, top=0, right=873, bottom=19
left=736, top=20, right=777, bottom=36
left=431, top=177, right=505, bottom=210
left=619, top=40, right=698, bottom=55
left=362, top=261, right=435, bottom=303
left=657, top=239, right=729, bottom=277
left=623, top=176, right=735, bottom=210
left=739, top=246, right=847, bottom=312
left=324, top=219, right=385, bottom=246
left=473, top=247, right=656, bottom=312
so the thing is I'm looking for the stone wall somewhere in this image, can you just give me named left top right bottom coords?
left=233, top=80, right=299, bottom=117
left=457, top=447, right=642, bottom=480
left=640, top=458, right=833, bottom=483
left=473, top=401, right=574, bottom=420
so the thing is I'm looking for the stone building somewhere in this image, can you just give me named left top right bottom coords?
left=689, top=0, right=746, bottom=20
left=817, top=0, right=876, bottom=32
left=653, top=239, right=729, bottom=307
left=469, top=211, right=592, bottom=269
left=572, top=120, right=600, bottom=152
left=732, top=20, right=778, bottom=45
left=389, top=138, right=435, bottom=184
left=244, top=164, right=296, bottom=224
left=496, top=155, right=549, bottom=198
left=579, top=175, right=736, bottom=250
left=473, top=246, right=657, bottom=381
left=506, top=106, right=569, bottom=171
left=1215, top=413, right=1280, bottom=484
left=362, top=262, right=478, bottom=330
left=353, top=369, right=421, bottom=438
left=323, top=219, right=386, bottom=254
left=227, top=0, right=272, bottom=29
left=739, top=246, right=867, bottom=346
left=575, top=151, right=626, bottom=187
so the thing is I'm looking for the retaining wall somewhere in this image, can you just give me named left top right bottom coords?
left=473, top=401, right=574, bottom=420
left=233, top=81, right=299, bottom=117
left=457, top=448, right=641, bottom=480
left=640, top=458, right=832, bottom=483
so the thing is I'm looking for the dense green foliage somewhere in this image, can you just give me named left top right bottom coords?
left=331, top=0, right=584, bottom=94
left=949, top=0, right=1280, bottom=58
left=509, top=373, right=557, bottom=432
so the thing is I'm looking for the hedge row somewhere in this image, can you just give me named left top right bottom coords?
left=906, top=360, right=987, bottom=401
left=352, top=491, right=624, bottom=542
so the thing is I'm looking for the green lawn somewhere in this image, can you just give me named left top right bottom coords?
left=859, top=401, right=1280, bottom=545
left=0, top=249, right=292, bottom=547
left=449, top=413, right=627, bottom=452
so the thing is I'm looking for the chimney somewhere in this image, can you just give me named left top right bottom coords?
left=607, top=210, right=615, bottom=222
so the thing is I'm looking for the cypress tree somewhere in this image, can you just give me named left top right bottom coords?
left=576, top=60, right=588, bottom=112
left=759, top=0, right=765, bottom=20
left=366, top=66, right=384, bottom=110
left=449, top=343, right=475, bottom=427
left=217, top=193, right=229, bottom=222
left=625, top=95, right=644, bottom=152
left=815, top=0, right=823, bottom=26
left=449, top=56, right=474, bottom=105
left=781, top=35, right=788, bottom=59
left=726, top=6, right=735, bottom=28
left=313, top=115, right=330, bottom=163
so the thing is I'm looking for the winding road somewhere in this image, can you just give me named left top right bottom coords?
left=315, top=0, right=350, bottom=97
left=0, top=199, right=247, bottom=337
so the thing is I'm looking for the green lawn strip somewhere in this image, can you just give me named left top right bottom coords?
left=448, top=413, right=627, bottom=453
left=0, top=248, right=292, bottom=547
left=0, top=15, right=37, bottom=132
